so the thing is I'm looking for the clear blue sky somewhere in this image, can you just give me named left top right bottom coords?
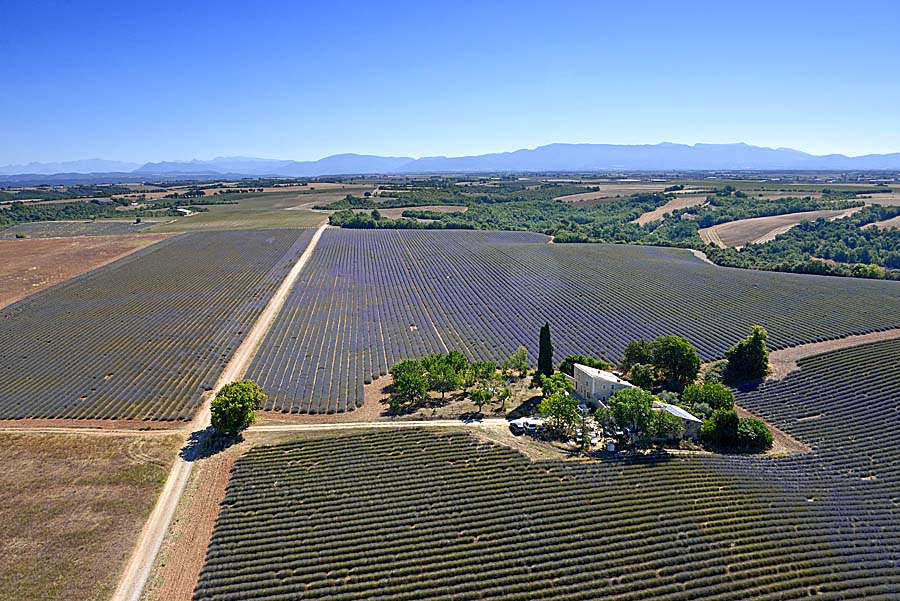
left=2, top=0, right=899, bottom=164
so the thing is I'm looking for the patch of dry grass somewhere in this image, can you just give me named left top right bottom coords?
left=0, top=432, right=182, bottom=601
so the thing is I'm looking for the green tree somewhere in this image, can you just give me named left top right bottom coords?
left=737, top=418, right=773, bottom=451
left=210, top=380, right=267, bottom=435
left=390, top=359, right=428, bottom=409
left=541, top=372, right=573, bottom=398
left=422, top=353, right=463, bottom=401
left=471, top=360, right=497, bottom=383
left=700, top=408, right=740, bottom=448
left=682, top=382, right=734, bottom=412
left=469, top=387, right=493, bottom=413
left=723, top=326, right=770, bottom=385
left=497, top=385, right=513, bottom=411
left=606, top=387, right=657, bottom=438
left=537, top=391, right=580, bottom=434
left=620, top=339, right=654, bottom=372
left=629, top=363, right=656, bottom=389
left=651, top=335, right=701, bottom=387
left=537, top=322, right=554, bottom=377
left=649, top=409, right=684, bottom=443
left=557, top=354, right=610, bottom=376
left=503, top=346, right=529, bottom=378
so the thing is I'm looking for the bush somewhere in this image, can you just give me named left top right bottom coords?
left=700, top=408, right=739, bottom=448
left=738, top=418, right=774, bottom=451
left=682, top=382, right=734, bottom=411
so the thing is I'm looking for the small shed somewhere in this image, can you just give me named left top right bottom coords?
left=653, top=400, right=702, bottom=439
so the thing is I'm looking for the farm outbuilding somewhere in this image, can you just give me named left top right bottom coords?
left=572, top=364, right=634, bottom=409
left=653, top=400, right=702, bottom=439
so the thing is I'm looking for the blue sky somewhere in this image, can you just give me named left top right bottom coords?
left=2, top=0, right=899, bottom=164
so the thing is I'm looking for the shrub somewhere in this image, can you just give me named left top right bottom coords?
left=738, top=418, right=774, bottom=451
left=682, top=382, right=734, bottom=411
left=700, top=408, right=739, bottom=448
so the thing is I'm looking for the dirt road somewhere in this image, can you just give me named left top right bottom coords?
left=111, top=223, right=328, bottom=601
left=248, top=418, right=511, bottom=432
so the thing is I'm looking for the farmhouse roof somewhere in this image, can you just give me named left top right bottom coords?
left=574, top=364, right=633, bottom=387
left=653, top=400, right=702, bottom=423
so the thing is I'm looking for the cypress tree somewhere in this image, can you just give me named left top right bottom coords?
left=538, top=322, right=554, bottom=377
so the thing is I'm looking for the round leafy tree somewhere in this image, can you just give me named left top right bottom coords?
left=211, top=380, right=267, bottom=435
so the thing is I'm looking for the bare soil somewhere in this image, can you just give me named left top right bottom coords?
left=142, top=445, right=242, bottom=601
left=866, top=214, right=900, bottom=229
left=0, top=432, right=182, bottom=601
left=0, top=233, right=173, bottom=308
left=733, top=405, right=811, bottom=457
left=555, top=183, right=671, bottom=204
left=633, top=194, right=708, bottom=225
left=699, top=208, right=858, bottom=248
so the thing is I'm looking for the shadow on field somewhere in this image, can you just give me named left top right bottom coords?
left=180, top=427, right=242, bottom=461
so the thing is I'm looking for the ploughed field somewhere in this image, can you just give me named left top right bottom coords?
left=193, top=413, right=900, bottom=600
left=0, top=219, right=159, bottom=238
left=247, top=229, right=900, bottom=414
left=0, top=228, right=314, bottom=420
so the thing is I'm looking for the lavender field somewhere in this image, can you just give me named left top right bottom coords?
left=0, top=228, right=314, bottom=421
left=247, top=229, right=900, bottom=413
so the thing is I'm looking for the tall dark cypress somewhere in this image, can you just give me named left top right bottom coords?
left=538, top=322, right=554, bottom=377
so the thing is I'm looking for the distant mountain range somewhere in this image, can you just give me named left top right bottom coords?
left=3, top=143, right=900, bottom=184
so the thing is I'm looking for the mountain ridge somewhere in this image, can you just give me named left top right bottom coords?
left=3, top=142, right=900, bottom=181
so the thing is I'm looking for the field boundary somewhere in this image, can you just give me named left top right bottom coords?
left=111, top=223, right=328, bottom=601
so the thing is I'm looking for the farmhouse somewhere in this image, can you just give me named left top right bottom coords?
left=572, top=364, right=634, bottom=408
left=653, top=400, right=702, bottom=439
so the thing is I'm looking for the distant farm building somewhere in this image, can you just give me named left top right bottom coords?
left=572, top=364, right=634, bottom=409
left=653, top=400, right=702, bottom=439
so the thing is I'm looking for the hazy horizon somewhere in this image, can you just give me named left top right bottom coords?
left=3, top=0, right=899, bottom=165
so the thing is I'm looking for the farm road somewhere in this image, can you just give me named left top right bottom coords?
left=111, top=223, right=328, bottom=601
left=248, top=418, right=512, bottom=432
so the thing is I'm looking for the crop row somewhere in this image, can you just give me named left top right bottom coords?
left=247, top=229, right=900, bottom=413
left=193, top=427, right=900, bottom=600
left=0, top=228, right=314, bottom=420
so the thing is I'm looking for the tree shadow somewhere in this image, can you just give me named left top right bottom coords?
left=179, top=426, right=242, bottom=462
left=506, top=394, right=542, bottom=419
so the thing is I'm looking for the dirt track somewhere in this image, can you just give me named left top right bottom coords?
left=111, top=223, right=328, bottom=601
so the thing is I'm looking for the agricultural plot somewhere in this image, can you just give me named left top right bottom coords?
left=193, top=429, right=900, bottom=600
left=247, top=229, right=900, bottom=413
left=0, top=219, right=158, bottom=238
left=0, top=233, right=172, bottom=308
left=147, top=189, right=363, bottom=233
left=0, top=228, right=314, bottom=420
left=699, top=208, right=860, bottom=248
left=736, top=338, right=900, bottom=486
left=0, top=432, right=182, bottom=601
